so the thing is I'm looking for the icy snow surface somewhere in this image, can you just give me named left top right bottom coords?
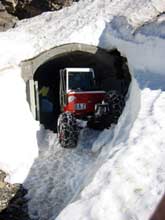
left=0, top=0, right=165, bottom=220
left=24, top=127, right=100, bottom=219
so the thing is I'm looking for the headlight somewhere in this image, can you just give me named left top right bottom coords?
left=68, top=96, right=76, bottom=103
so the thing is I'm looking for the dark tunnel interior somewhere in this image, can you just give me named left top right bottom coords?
left=32, top=49, right=131, bottom=131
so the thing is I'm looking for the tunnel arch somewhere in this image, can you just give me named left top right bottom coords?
left=22, top=43, right=131, bottom=130
left=21, top=43, right=116, bottom=81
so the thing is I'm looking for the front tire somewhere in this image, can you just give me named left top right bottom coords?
left=57, top=112, right=79, bottom=148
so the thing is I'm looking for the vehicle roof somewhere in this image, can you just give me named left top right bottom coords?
left=65, top=67, right=94, bottom=72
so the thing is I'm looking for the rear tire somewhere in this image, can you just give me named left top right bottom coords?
left=57, top=112, right=79, bottom=148
left=104, top=90, right=125, bottom=124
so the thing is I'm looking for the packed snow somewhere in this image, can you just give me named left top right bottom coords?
left=0, top=67, right=39, bottom=183
left=0, top=0, right=165, bottom=220
left=24, top=127, right=101, bottom=219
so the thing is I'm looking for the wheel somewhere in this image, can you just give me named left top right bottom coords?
left=87, top=91, right=125, bottom=130
left=104, top=90, right=125, bottom=124
left=57, top=112, right=79, bottom=148
left=87, top=103, right=111, bottom=130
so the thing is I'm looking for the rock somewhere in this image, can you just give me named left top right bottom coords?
left=0, top=0, right=79, bottom=31
left=0, top=170, right=6, bottom=181
left=0, top=2, right=17, bottom=31
left=2, top=0, right=79, bottom=19
left=1, top=0, right=18, bottom=13
left=0, top=170, right=30, bottom=220
left=0, top=2, right=5, bottom=11
left=0, top=11, right=17, bottom=31
left=0, top=181, right=6, bottom=188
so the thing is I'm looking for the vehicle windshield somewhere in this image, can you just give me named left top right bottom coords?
left=68, top=71, right=95, bottom=91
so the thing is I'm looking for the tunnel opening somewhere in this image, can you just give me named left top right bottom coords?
left=29, top=46, right=131, bottom=131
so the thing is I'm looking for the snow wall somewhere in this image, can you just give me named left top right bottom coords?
left=56, top=30, right=165, bottom=220
left=0, top=0, right=165, bottom=219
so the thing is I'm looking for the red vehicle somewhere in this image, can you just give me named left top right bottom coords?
left=58, top=68, right=125, bottom=148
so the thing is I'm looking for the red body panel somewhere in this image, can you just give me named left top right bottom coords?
left=64, top=91, right=106, bottom=116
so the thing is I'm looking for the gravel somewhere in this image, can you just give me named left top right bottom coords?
left=0, top=170, right=31, bottom=220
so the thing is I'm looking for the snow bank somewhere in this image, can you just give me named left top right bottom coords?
left=0, top=67, right=39, bottom=183
left=56, top=13, right=165, bottom=220
left=58, top=76, right=165, bottom=220
left=0, top=0, right=164, bottom=69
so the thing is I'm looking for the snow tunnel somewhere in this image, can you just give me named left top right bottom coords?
left=22, top=43, right=131, bottom=131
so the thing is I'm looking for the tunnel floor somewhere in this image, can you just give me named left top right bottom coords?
left=23, top=127, right=101, bottom=220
